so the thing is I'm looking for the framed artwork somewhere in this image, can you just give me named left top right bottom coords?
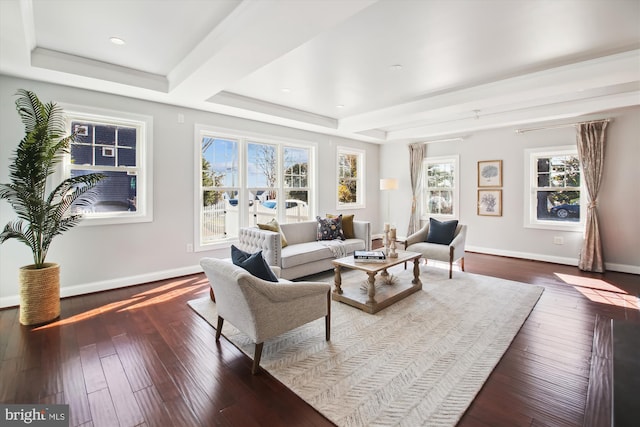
left=478, top=160, right=502, bottom=187
left=478, top=189, right=502, bottom=216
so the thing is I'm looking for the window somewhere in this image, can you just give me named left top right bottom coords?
left=337, top=147, right=365, bottom=209
left=421, top=156, right=459, bottom=219
left=525, top=146, right=584, bottom=230
left=196, top=125, right=314, bottom=249
left=63, top=107, right=153, bottom=225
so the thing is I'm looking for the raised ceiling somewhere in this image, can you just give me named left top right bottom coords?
left=1, top=0, right=639, bottom=143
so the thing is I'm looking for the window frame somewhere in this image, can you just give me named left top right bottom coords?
left=61, top=104, right=153, bottom=226
left=336, top=146, right=365, bottom=210
left=420, top=155, right=459, bottom=220
left=524, top=145, right=586, bottom=231
left=194, top=124, right=316, bottom=251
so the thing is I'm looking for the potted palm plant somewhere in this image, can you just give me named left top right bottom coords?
left=0, top=89, right=104, bottom=325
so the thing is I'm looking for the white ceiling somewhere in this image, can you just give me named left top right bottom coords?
left=1, top=0, right=639, bottom=143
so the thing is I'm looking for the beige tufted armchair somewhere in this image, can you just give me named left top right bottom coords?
left=199, top=257, right=331, bottom=374
left=404, top=222, right=467, bottom=278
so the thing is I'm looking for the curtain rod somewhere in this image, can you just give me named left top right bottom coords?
left=515, top=118, right=611, bottom=134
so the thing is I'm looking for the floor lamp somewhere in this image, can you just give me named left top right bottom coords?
left=379, top=178, right=398, bottom=227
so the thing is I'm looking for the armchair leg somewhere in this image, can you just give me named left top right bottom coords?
left=252, top=342, right=264, bottom=375
left=326, top=291, right=331, bottom=341
left=461, top=257, right=465, bottom=272
left=209, top=287, right=216, bottom=302
left=215, top=316, right=224, bottom=341
left=449, top=247, right=454, bottom=279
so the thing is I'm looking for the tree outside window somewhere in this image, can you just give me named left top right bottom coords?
left=337, top=147, right=364, bottom=209
left=196, top=126, right=314, bottom=248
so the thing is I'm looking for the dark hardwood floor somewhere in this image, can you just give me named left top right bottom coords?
left=1, top=252, right=638, bottom=426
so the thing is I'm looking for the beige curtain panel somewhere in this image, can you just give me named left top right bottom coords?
left=407, top=143, right=427, bottom=236
left=576, top=120, right=609, bottom=272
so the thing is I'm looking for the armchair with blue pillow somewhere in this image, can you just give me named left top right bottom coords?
left=404, top=218, right=467, bottom=279
left=200, top=247, right=331, bottom=375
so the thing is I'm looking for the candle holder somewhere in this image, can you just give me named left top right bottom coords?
left=389, top=238, right=398, bottom=258
left=383, top=230, right=390, bottom=256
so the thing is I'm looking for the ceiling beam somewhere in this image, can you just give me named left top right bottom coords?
left=167, top=0, right=377, bottom=101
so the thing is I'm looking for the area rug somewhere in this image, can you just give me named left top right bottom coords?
left=188, top=265, right=543, bottom=426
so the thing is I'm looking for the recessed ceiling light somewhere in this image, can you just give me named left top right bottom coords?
left=336, top=104, right=345, bottom=109
left=281, top=88, right=291, bottom=93
left=110, top=37, right=126, bottom=46
left=390, top=64, right=403, bottom=70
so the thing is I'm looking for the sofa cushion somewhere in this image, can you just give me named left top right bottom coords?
left=231, top=245, right=278, bottom=282
left=258, top=218, right=288, bottom=248
left=316, top=215, right=345, bottom=241
left=426, top=218, right=459, bottom=245
left=281, top=242, right=335, bottom=269
left=327, top=213, right=355, bottom=238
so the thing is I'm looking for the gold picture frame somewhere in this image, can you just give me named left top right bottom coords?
left=478, top=160, right=502, bottom=187
left=478, top=189, right=502, bottom=216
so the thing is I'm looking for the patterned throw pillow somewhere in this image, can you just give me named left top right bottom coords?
left=316, top=215, right=345, bottom=241
left=326, top=213, right=355, bottom=238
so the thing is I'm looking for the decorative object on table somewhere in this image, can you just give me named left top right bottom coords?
left=0, top=90, right=104, bottom=325
left=477, top=160, right=502, bottom=187
left=478, top=189, right=503, bottom=216
left=388, top=226, right=398, bottom=258
left=353, top=250, right=386, bottom=263
left=383, top=222, right=390, bottom=256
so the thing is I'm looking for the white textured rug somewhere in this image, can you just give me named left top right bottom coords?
left=188, top=265, right=543, bottom=426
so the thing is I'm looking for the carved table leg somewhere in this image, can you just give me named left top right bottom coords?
left=333, top=265, right=343, bottom=294
left=412, top=258, right=421, bottom=285
left=367, top=272, right=377, bottom=305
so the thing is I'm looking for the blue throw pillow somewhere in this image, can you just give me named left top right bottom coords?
left=230, top=245, right=278, bottom=282
left=426, top=218, right=459, bottom=245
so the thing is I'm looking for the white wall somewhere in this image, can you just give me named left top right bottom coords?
left=0, top=76, right=381, bottom=307
left=381, top=107, right=640, bottom=274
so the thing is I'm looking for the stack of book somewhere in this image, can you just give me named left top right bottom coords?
left=353, top=250, right=386, bottom=263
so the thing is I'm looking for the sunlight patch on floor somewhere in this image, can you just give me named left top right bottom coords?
left=555, top=272, right=639, bottom=310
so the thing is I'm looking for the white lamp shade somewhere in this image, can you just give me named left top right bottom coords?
left=380, top=178, right=398, bottom=190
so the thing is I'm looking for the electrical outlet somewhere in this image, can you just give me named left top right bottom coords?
left=186, top=243, right=193, bottom=253
left=553, top=236, right=564, bottom=245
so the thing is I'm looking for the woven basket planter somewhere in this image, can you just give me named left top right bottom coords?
left=19, top=263, right=61, bottom=326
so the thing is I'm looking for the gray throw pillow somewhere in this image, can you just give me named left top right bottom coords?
left=231, top=245, right=278, bottom=282
left=426, top=218, right=458, bottom=245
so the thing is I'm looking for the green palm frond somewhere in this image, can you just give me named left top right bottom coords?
left=1, top=90, right=105, bottom=268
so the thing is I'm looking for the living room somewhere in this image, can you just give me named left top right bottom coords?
left=0, top=1, right=639, bottom=426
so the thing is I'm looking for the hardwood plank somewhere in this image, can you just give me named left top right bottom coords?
left=79, top=344, right=108, bottom=394
left=100, top=353, right=145, bottom=426
left=111, top=333, right=153, bottom=392
left=134, top=385, right=174, bottom=427
left=87, top=388, right=118, bottom=427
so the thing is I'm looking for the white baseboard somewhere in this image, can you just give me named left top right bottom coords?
left=465, top=245, right=640, bottom=274
left=0, top=264, right=203, bottom=309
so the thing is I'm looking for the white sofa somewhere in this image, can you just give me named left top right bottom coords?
left=237, top=219, right=371, bottom=280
